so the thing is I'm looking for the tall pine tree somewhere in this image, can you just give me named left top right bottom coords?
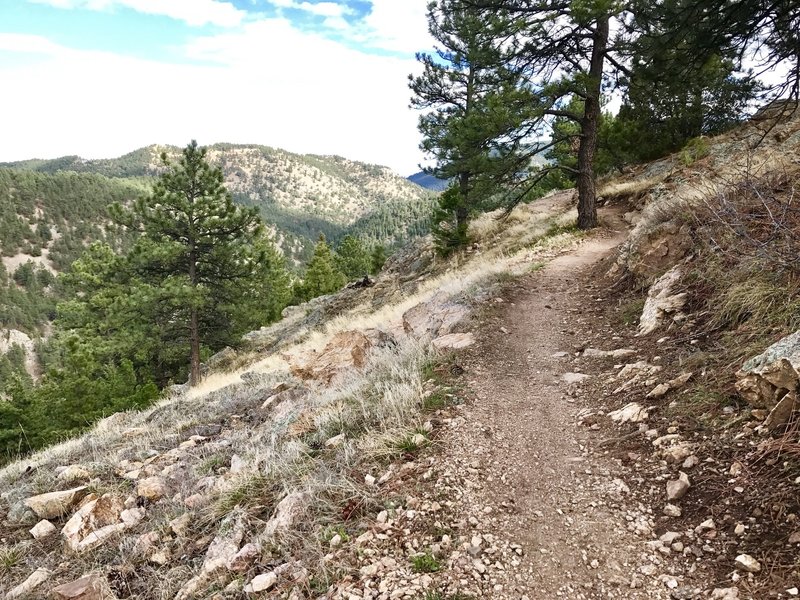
left=113, top=141, right=280, bottom=386
left=410, top=0, right=532, bottom=254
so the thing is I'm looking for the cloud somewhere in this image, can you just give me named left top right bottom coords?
left=0, top=21, right=427, bottom=174
left=27, top=0, right=246, bottom=27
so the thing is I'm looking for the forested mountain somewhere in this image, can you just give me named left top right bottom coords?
left=2, top=144, right=437, bottom=263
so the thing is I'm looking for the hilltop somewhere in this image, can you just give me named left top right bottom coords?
left=1, top=110, right=800, bottom=599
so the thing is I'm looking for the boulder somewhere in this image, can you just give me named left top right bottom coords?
left=736, top=331, right=800, bottom=408
left=402, top=293, right=469, bottom=339
left=288, top=329, right=394, bottom=383
left=61, top=493, right=140, bottom=553
left=638, top=266, right=687, bottom=335
left=6, top=567, right=51, bottom=599
left=24, top=485, right=88, bottom=519
left=627, top=221, right=693, bottom=280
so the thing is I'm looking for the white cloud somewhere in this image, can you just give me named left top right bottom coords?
left=358, top=0, right=431, bottom=54
left=0, top=23, right=427, bottom=174
left=27, top=0, right=246, bottom=27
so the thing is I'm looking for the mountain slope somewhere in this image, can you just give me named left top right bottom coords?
left=2, top=144, right=437, bottom=263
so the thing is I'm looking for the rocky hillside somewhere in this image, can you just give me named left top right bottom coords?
left=0, top=186, right=580, bottom=599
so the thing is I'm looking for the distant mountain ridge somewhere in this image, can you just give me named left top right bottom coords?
left=2, top=144, right=437, bottom=264
left=407, top=171, right=449, bottom=191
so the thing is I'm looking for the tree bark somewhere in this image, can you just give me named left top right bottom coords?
left=576, top=14, right=609, bottom=230
left=457, top=172, right=470, bottom=233
left=188, top=248, right=201, bottom=387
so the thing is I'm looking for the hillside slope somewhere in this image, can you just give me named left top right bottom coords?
left=2, top=145, right=437, bottom=264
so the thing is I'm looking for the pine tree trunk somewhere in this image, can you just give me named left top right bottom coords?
left=576, top=15, right=609, bottom=230
left=188, top=248, right=202, bottom=387
left=189, top=308, right=201, bottom=386
left=457, top=172, right=470, bottom=233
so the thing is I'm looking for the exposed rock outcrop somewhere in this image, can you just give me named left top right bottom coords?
left=288, top=329, right=394, bottom=383
left=638, top=266, right=687, bottom=335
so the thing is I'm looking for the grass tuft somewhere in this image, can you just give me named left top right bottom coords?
left=411, top=552, right=441, bottom=573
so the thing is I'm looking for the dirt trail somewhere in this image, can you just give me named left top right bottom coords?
left=443, top=209, right=672, bottom=598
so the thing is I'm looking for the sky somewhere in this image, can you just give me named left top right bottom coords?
left=0, top=0, right=434, bottom=175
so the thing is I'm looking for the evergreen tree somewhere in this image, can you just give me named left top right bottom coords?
left=297, top=236, right=346, bottom=301
left=112, top=140, right=281, bottom=386
left=370, top=245, right=387, bottom=275
left=410, top=0, right=532, bottom=254
left=335, top=235, right=371, bottom=280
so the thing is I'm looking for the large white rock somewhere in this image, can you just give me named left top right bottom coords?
left=608, top=402, right=650, bottom=423
left=638, top=266, right=687, bottom=335
left=24, top=485, right=88, bottom=519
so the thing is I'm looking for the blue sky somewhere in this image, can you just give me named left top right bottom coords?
left=0, top=1, right=433, bottom=174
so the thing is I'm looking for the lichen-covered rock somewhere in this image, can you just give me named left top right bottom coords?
left=626, top=221, right=693, bottom=280
left=736, top=330, right=800, bottom=408
left=288, top=329, right=394, bottom=383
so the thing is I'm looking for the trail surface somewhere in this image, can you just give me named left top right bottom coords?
left=437, top=209, right=673, bottom=598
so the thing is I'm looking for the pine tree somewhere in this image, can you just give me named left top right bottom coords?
left=112, top=141, right=279, bottom=386
left=410, top=0, right=532, bottom=253
left=298, top=236, right=346, bottom=301
left=335, top=235, right=371, bottom=280
left=370, top=245, right=387, bottom=275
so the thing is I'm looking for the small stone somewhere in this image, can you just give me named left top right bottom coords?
left=710, top=589, right=739, bottom=600
left=6, top=567, right=51, bottom=599
left=325, top=433, right=345, bottom=448
left=136, top=476, right=168, bottom=502
left=734, top=523, right=746, bottom=536
left=664, top=504, right=682, bottom=517
left=30, top=519, right=57, bottom=539
left=245, top=572, right=277, bottom=593
left=228, top=543, right=260, bottom=573
left=667, top=472, right=690, bottom=501
left=734, top=554, right=761, bottom=573
left=57, top=465, right=91, bottom=483
left=51, top=574, right=107, bottom=599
